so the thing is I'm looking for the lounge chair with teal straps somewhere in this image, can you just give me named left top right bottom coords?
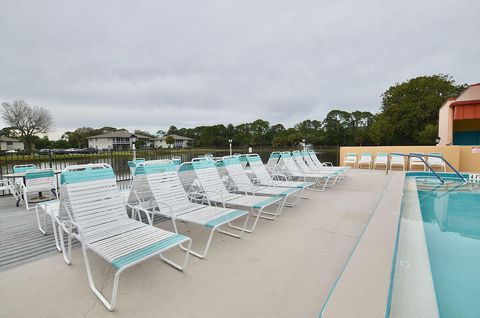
left=219, top=155, right=303, bottom=208
left=128, top=159, right=249, bottom=259
left=20, top=168, right=58, bottom=211
left=302, top=150, right=349, bottom=179
left=245, top=154, right=314, bottom=192
left=265, top=152, right=281, bottom=173
left=293, top=150, right=345, bottom=177
left=57, top=163, right=191, bottom=311
left=278, top=152, right=338, bottom=191
left=184, top=158, right=284, bottom=233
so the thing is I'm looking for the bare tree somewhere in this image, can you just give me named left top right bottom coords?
left=1, top=100, right=54, bottom=151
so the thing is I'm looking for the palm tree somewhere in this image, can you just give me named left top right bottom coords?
left=165, top=135, right=175, bottom=148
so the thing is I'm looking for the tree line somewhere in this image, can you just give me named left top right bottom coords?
left=1, top=74, right=467, bottom=151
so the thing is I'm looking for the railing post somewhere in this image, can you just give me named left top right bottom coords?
left=48, top=150, right=53, bottom=168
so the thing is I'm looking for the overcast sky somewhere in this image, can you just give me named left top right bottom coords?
left=1, top=0, right=479, bottom=139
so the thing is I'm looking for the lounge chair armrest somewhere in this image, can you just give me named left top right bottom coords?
left=203, top=189, right=226, bottom=208
left=131, top=205, right=154, bottom=225
left=187, top=191, right=210, bottom=205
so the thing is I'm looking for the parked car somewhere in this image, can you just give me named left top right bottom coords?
left=65, top=148, right=80, bottom=154
left=5, top=149, right=17, bottom=154
left=38, top=149, right=51, bottom=155
left=80, top=148, right=98, bottom=154
left=51, top=149, right=66, bottom=155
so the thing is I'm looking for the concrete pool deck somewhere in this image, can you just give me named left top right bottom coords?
left=0, top=169, right=401, bottom=317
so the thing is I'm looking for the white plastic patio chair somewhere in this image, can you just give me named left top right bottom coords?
left=427, top=153, right=446, bottom=172
left=220, top=156, right=302, bottom=208
left=344, top=153, right=357, bottom=168
left=409, top=153, right=426, bottom=171
left=246, top=154, right=315, bottom=191
left=129, top=160, right=249, bottom=259
left=20, top=168, right=58, bottom=211
left=373, top=153, right=388, bottom=170
left=185, top=158, right=284, bottom=233
left=357, top=153, right=373, bottom=169
left=389, top=154, right=405, bottom=171
left=57, top=163, right=191, bottom=311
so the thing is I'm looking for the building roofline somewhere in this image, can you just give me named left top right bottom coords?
left=155, top=134, right=194, bottom=141
left=450, top=99, right=480, bottom=107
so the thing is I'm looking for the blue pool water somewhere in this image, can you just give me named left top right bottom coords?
left=418, top=186, right=480, bottom=318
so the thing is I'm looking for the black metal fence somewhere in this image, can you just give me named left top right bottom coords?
left=0, top=146, right=339, bottom=195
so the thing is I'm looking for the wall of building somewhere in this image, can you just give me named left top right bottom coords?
left=154, top=139, right=188, bottom=148
left=438, top=102, right=454, bottom=145
left=0, top=141, right=25, bottom=150
left=88, top=137, right=113, bottom=149
left=340, top=146, right=480, bottom=173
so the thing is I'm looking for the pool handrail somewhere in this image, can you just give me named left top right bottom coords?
left=386, top=153, right=468, bottom=184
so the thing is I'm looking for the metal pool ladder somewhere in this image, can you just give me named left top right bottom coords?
left=386, top=153, right=468, bottom=184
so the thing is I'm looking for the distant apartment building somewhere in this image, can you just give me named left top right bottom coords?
left=0, top=136, right=25, bottom=151
left=154, top=134, right=193, bottom=148
left=438, top=83, right=480, bottom=146
left=87, top=131, right=153, bottom=150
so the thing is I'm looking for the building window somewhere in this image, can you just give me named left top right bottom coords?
left=7, top=141, right=13, bottom=145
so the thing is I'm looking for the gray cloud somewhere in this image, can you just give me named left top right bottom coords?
left=1, top=0, right=479, bottom=138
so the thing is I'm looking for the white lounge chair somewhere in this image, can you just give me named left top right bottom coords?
left=389, top=154, right=405, bottom=171
left=265, top=152, right=281, bottom=173
left=373, top=153, right=388, bottom=170
left=344, top=153, right=357, bottom=168
left=171, top=156, right=182, bottom=167
left=13, top=164, right=37, bottom=173
left=57, top=163, right=191, bottom=311
left=357, top=153, right=373, bottom=169
left=306, top=150, right=333, bottom=167
left=246, top=154, right=315, bottom=191
left=0, top=178, right=19, bottom=201
left=304, top=150, right=349, bottom=179
left=35, top=188, right=135, bottom=253
left=277, top=152, right=338, bottom=191
left=220, top=156, right=303, bottom=208
left=297, top=150, right=347, bottom=176
left=427, top=153, right=446, bottom=172
left=127, top=158, right=146, bottom=175
left=129, top=160, right=249, bottom=259
left=19, top=168, right=58, bottom=211
left=409, top=153, right=426, bottom=171
left=184, top=158, right=284, bottom=233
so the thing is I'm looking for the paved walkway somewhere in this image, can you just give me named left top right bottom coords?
left=0, top=170, right=393, bottom=318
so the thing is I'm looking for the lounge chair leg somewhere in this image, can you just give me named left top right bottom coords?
left=59, top=223, right=73, bottom=265
left=81, top=245, right=121, bottom=311
left=35, top=205, right=46, bottom=235
left=51, top=216, right=61, bottom=252
left=160, top=238, right=191, bottom=270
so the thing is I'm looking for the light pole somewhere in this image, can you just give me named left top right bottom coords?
left=228, top=139, right=233, bottom=156
left=130, top=134, right=137, bottom=160
left=302, top=139, right=306, bottom=151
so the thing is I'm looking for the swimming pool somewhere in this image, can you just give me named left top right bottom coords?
left=390, top=175, right=480, bottom=318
